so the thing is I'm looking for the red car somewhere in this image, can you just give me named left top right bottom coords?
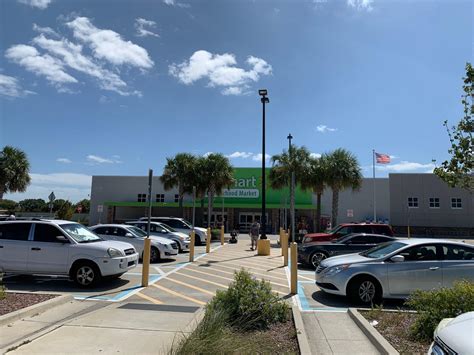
left=302, top=223, right=395, bottom=244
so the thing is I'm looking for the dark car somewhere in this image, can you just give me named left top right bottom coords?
left=302, top=223, right=395, bottom=244
left=298, top=233, right=396, bottom=268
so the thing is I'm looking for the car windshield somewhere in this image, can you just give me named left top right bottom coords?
left=180, top=219, right=192, bottom=228
left=62, top=223, right=102, bottom=243
left=128, top=226, right=147, bottom=237
left=158, top=223, right=177, bottom=232
left=360, top=241, right=406, bottom=259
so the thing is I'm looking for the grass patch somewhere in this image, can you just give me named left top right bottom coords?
left=170, top=269, right=298, bottom=355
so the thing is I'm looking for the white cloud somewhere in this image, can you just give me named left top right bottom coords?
left=227, top=151, right=253, bottom=159
left=66, top=17, right=154, bottom=69
left=56, top=158, right=72, bottom=163
left=86, top=154, right=122, bottom=164
left=17, top=0, right=52, bottom=9
left=32, top=34, right=138, bottom=96
left=135, top=18, right=160, bottom=38
left=5, top=44, right=78, bottom=88
left=169, top=50, right=272, bottom=95
left=310, top=153, right=322, bottom=159
left=5, top=172, right=91, bottom=202
left=0, top=74, right=34, bottom=98
left=33, top=23, right=59, bottom=37
left=163, top=0, right=190, bottom=8
left=376, top=161, right=435, bottom=173
left=252, top=153, right=271, bottom=162
left=316, top=125, right=337, bottom=133
left=203, top=152, right=213, bottom=157
left=347, top=0, right=374, bottom=11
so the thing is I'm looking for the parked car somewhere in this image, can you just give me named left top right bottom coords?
left=139, top=217, right=208, bottom=245
left=303, top=223, right=394, bottom=244
left=315, top=239, right=474, bottom=304
left=429, top=312, right=474, bottom=355
left=0, top=220, right=138, bottom=287
left=298, top=233, right=396, bottom=268
left=127, top=221, right=190, bottom=252
left=89, top=224, right=178, bottom=262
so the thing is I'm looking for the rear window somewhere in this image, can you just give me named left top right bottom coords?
left=0, top=223, right=31, bottom=241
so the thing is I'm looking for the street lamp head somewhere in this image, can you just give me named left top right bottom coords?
left=258, top=89, right=268, bottom=96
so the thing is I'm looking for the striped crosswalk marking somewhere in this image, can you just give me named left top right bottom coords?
left=165, top=276, right=215, bottom=296
left=136, top=292, right=163, bottom=304
left=152, top=283, right=206, bottom=306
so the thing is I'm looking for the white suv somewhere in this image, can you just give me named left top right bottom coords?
left=0, top=220, right=139, bottom=287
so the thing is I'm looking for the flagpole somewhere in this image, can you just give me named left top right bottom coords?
left=373, top=149, right=376, bottom=222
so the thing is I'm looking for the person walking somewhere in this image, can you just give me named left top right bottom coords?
left=249, top=220, right=260, bottom=251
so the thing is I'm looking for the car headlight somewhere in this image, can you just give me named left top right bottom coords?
left=107, top=248, right=124, bottom=258
left=324, top=264, right=350, bottom=276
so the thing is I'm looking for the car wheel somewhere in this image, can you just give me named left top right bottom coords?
left=310, top=251, right=328, bottom=268
left=195, top=236, right=202, bottom=246
left=73, top=262, right=101, bottom=287
left=348, top=276, right=382, bottom=305
left=150, top=246, right=160, bottom=263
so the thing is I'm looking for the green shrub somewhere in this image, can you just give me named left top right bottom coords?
left=207, top=269, right=290, bottom=331
left=406, top=281, right=474, bottom=340
left=0, top=282, right=5, bottom=300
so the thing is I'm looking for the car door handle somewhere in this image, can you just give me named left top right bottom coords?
left=429, top=266, right=439, bottom=271
left=31, top=247, right=41, bottom=251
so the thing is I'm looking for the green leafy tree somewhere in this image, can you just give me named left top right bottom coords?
left=434, top=63, right=474, bottom=191
left=75, top=199, right=90, bottom=213
left=269, top=145, right=312, bottom=233
left=0, top=199, right=18, bottom=212
left=325, top=148, right=362, bottom=226
left=53, top=199, right=68, bottom=212
left=0, top=146, right=31, bottom=200
left=18, top=199, right=48, bottom=212
left=200, top=154, right=234, bottom=227
left=160, top=153, right=198, bottom=217
left=301, top=155, right=329, bottom=232
left=56, top=200, right=74, bottom=220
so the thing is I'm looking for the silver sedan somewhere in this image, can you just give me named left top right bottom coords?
left=315, top=238, right=474, bottom=304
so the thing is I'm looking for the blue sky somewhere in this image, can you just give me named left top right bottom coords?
left=0, top=0, right=472, bottom=202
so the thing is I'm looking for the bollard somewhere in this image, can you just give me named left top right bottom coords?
left=206, top=227, right=211, bottom=253
left=189, top=230, right=195, bottom=262
left=407, top=225, right=411, bottom=239
left=220, top=225, right=225, bottom=245
left=141, top=238, right=151, bottom=287
left=283, top=231, right=289, bottom=266
left=290, top=242, right=298, bottom=294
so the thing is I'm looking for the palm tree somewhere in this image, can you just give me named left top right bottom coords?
left=325, top=148, right=362, bottom=227
left=269, top=145, right=312, bottom=233
left=302, top=155, right=328, bottom=232
left=191, top=156, right=209, bottom=225
left=199, top=154, right=234, bottom=227
left=160, top=153, right=197, bottom=217
left=0, top=146, right=31, bottom=200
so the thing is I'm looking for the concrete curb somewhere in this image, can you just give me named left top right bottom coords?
left=0, top=294, right=73, bottom=327
left=348, top=308, right=399, bottom=355
left=292, top=305, right=312, bottom=355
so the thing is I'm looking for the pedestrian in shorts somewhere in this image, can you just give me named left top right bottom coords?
left=249, top=221, right=260, bottom=251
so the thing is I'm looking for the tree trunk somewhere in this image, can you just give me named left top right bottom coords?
left=331, top=188, right=339, bottom=227
left=316, top=192, right=322, bottom=232
left=178, top=183, right=184, bottom=218
left=0, top=185, right=5, bottom=200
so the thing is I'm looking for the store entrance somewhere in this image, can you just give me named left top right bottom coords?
left=238, top=212, right=269, bottom=232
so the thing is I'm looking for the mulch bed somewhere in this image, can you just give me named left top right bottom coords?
left=250, top=318, right=299, bottom=354
left=360, top=310, right=431, bottom=354
left=0, top=292, right=57, bottom=316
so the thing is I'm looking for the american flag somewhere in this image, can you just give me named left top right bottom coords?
left=375, top=152, right=391, bottom=164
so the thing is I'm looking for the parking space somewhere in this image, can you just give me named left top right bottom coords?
left=2, top=244, right=213, bottom=302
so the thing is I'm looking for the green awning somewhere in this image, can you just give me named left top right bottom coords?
left=103, top=201, right=316, bottom=210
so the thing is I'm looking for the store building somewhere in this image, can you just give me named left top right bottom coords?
left=89, top=170, right=473, bottom=236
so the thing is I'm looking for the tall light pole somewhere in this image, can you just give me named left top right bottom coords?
left=287, top=134, right=295, bottom=243
left=259, top=89, right=269, bottom=240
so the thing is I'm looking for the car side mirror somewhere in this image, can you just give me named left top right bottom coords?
left=56, top=235, right=69, bottom=243
left=390, top=255, right=405, bottom=263
left=125, top=233, right=134, bottom=238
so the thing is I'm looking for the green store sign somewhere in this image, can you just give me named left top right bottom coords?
left=211, top=168, right=313, bottom=207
